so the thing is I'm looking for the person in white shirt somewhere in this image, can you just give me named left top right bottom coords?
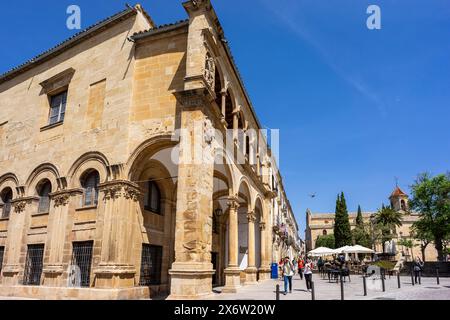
left=304, top=258, right=314, bottom=292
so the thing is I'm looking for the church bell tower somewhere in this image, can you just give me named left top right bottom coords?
left=389, top=186, right=409, bottom=212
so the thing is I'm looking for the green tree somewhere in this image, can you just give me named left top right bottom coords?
left=411, top=218, right=433, bottom=262
left=334, top=192, right=352, bottom=248
left=409, top=172, right=450, bottom=261
left=356, top=205, right=364, bottom=228
left=315, top=234, right=335, bottom=249
left=398, top=238, right=414, bottom=261
left=375, top=204, right=403, bottom=253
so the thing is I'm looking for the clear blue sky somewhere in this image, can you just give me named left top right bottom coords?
left=1, top=1, right=449, bottom=237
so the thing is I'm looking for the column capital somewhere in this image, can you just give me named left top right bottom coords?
left=227, top=196, right=239, bottom=210
left=247, top=211, right=256, bottom=223
left=259, top=221, right=266, bottom=231
left=11, top=196, right=38, bottom=213
left=50, top=188, right=83, bottom=207
left=99, top=180, right=141, bottom=201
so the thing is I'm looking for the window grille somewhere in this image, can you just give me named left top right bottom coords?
left=23, top=244, right=44, bottom=286
left=0, top=246, right=4, bottom=276
left=144, top=181, right=161, bottom=214
left=1, top=188, right=12, bottom=219
left=139, top=244, right=162, bottom=286
left=48, top=91, right=67, bottom=125
left=82, top=171, right=99, bottom=207
left=38, top=181, right=51, bottom=213
left=69, top=241, right=93, bottom=287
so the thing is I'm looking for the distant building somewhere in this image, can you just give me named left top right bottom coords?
left=305, top=186, right=439, bottom=261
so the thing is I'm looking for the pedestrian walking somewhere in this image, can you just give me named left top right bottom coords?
left=304, top=258, right=314, bottom=292
left=282, top=256, right=295, bottom=295
left=297, top=257, right=304, bottom=280
left=413, top=256, right=424, bottom=284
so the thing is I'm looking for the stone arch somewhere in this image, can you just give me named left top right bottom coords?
left=0, top=173, right=20, bottom=199
left=126, top=135, right=178, bottom=181
left=25, top=163, right=60, bottom=197
left=67, top=152, right=110, bottom=188
left=224, top=87, right=237, bottom=130
left=237, top=176, right=252, bottom=209
left=214, top=146, right=235, bottom=196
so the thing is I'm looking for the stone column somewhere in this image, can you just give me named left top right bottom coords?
left=168, top=90, right=216, bottom=300
left=42, top=190, right=80, bottom=286
left=1, top=197, right=36, bottom=285
left=258, top=222, right=271, bottom=281
left=221, top=90, right=227, bottom=120
left=245, top=211, right=258, bottom=284
left=93, top=180, right=141, bottom=289
left=222, top=196, right=241, bottom=293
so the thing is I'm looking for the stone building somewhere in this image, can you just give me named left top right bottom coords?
left=0, top=1, right=299, bottom=299
left=305, top=186, right=439, bottom=261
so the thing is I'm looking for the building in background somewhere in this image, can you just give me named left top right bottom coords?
left=305, top=186, right=439, bottom=261
left=0, top=1, right=300, bottom=299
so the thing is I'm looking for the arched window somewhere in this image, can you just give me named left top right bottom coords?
left=245, top=135, right=250, bottom=158
left=1, top=188, right=13, bottom=219
left=37, top=180, right=52, bottom=213
left=224, top=91, right=233, bottom=129
left=81, top=171, right=100, bottom=207
left=401, top=200, right=406, bottom=211
left=144, top=181, right=161, bottom=215
left=322, top=230, right=327, bottom=236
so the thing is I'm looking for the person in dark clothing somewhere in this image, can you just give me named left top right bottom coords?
left=413, top=256, right=424, bottom=284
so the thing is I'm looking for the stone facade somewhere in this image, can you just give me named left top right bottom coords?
left=0, top=1, right=300, bottom=299
left=305, top=187, right=440, bottom=262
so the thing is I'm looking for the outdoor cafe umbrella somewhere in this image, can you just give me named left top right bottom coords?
left=342, top=245, right=374, bottom=254
left=307, top=247, right=335, bottom=257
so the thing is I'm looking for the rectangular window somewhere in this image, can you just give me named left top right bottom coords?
left=0, top=246, right=4, bottom=276
left=139, top=244, right=162, bottom=286
left=23, top=244, right=44, bottom=286
left=48, top=91, right=67, bottom=125
left=69, top=241, right=93, bottom=288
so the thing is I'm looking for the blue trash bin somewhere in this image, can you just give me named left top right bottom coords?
left=271, top=263, right=279, bottom=279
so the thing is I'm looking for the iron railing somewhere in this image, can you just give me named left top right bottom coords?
left=23, top=244, right=44, bottom=286
left=69, top=241, right=93, bottom=287
left=139, top=244, right=162, bottom=286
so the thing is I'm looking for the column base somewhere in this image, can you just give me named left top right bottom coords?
left=93, top=264, right=136, bottom=289
left=167, top=262, right=215, bottom=300
left=1, top=264, right=21, bottom=285
left=42, top=264, right=65, bottom=287
left=245, top=267, right=258, bottom=285
left=258, top=267, right=271, bottom=281
left=222, top=267, right=241, bottom=293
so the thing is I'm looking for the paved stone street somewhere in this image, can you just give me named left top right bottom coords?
left=0, top=275, right=448, bottom=300
left=207, top=275, right=450, bottom=300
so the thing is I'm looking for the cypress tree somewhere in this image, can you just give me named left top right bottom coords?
left=334, top=192, right=352, bottom=247
left=356, top=205, right=364, bottom=228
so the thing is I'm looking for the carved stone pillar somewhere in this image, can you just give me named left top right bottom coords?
left=222, top=196, right=241, bottom=293
left=168, top=89, right=216, bottom=299
left=93, top=181, right=141, bottom=289
left=258, top=222, right=271, bottom=281
left=42, top=189, right=80, bottom=286
left=245, top=211, right=258, bottom=284
left=1, top=197, right=36, bottom=285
